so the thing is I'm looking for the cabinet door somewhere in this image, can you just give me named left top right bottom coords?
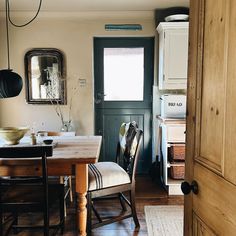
left=163, top=28, right=188, bottom=89
left=166, top=124, right=186, bottom=142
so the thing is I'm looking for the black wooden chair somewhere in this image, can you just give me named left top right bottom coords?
left=37, top=131, right=75, bottom=217
left=0, top=145, right=65, bottom=236
left=87, top=121, right=143, bottom=235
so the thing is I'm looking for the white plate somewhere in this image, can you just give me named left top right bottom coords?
left=165, top=14, right=189, bottom=22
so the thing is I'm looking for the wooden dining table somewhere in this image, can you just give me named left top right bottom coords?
left=0, top=135, right=102, bottom=236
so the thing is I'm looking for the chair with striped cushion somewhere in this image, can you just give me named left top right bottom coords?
left=87, top=121, right=143, bottom=235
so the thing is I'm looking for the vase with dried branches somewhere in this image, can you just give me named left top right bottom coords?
left=47, top=78, right=78, bottom=132
left=53, top=100, right=72, bottom=132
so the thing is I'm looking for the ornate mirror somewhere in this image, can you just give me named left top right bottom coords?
left=25, top=48, right=66, bottom=104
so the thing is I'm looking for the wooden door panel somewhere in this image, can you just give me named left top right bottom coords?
left=224, top=1, right=236, bottom=185
left=197, top=0, right=229, bottom=174
left=183, top=0, right=199, bottom=234
left=193, top=163, right=236, bottom=235
left=185, top=0, right=236, bottom=235
left=193, top=213, right=217, bottom=236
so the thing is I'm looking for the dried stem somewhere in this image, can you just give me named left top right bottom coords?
left=47, top=76, right=79, bottom=127
left=68, top=86, right=78, bottom=122
left=48, top=97, right=64, bottom=124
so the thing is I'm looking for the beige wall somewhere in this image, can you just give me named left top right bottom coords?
left=0, top=13, right=156, bottom=134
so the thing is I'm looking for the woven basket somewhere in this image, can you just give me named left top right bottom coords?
left=170, top=165, right=185, bottom=179
left=169, top=145, right=185, bottom=161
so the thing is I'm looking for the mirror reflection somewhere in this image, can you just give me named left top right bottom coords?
left=25, top=48, right=65, bottom=104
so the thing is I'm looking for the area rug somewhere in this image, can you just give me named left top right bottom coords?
left=144, top=205, right=183, bottom=236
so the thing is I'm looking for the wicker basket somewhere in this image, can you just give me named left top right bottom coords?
left=169, top=145, right=185, bottom=161
left=170, top=164, right=185, bottom=179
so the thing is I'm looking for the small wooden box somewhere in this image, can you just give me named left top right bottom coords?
left=170, top=164, right=185, bottom=179
left=169, top=145, right=185, bottom=161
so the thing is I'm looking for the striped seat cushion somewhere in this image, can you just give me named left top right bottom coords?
left=88, top=162, right=131, bottom=191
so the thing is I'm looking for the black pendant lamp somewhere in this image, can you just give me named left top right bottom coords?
left=0, top=0, right=23, bottom=98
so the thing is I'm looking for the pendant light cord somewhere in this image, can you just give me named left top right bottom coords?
left=7, top=0, right=42, bottom=27
left=5, top=0, right=10, bottom=69
left=4, top=0, right=42, bottom=69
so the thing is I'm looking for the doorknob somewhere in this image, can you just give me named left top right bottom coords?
left=94, top=92, right=107, bottom=104
left=181, top=180, right=199, bottom=195
left=98, top=129, right=102, bottom=135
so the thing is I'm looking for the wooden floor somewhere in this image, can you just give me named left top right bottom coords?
left=4, top=175, right=184, bottom=236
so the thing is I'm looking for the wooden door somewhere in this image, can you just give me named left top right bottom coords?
left=184, top=0, right=236, bottom=235
left=94, top=37, right=154, bottom=173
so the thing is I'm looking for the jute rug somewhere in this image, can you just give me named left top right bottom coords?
left=144, top=205, right=183, bottom=236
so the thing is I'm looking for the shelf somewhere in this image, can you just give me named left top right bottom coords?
left=157, top=116, right=186, bottom=124
left=167, top=177, right=183, bottom=195
left=167, top=177, right=183, bottom=185
left=159, top=119, right=185, bottom=196
left=170, top=162, right=185, bottom=166
left=167, top=162, right=185, bottom=168
left=168, top=143, right=185, bottom=146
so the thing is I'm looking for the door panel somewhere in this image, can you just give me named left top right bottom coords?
left=185, top=0, right=236, bottom=235
left=224, top=1, right=236, bottom=185
left=193, top=213, right=217, bottom=236
left=193, top=163, right=236, bottom=235
left=94, top=37, right=154, bottom=173
left=95, top=108, right=150, bottom=172
left=100, top=111, right=148, bottom=171
left=197, top=0, right=229, bottom=174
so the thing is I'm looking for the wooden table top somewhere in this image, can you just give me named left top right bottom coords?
left=52, top=136, right=102, bottom=163
left=0, top=136, right=102, bottom=165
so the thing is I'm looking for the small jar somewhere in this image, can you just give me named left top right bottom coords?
left=61, top=121, right=73, bottom=132
left=30, top=133, right=37, bottom=145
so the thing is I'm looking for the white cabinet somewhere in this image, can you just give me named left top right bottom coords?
left=157, top=22, right=189, bottom=90
left=157, top=116, right=186, bottom=195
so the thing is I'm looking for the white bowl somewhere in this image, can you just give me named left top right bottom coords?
left=0, top=127, right=29, bottom=145
left=165, top=14, right=189, bottom=22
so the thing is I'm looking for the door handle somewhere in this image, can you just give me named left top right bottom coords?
left=181, top=180, right=199, bottom=195
left=94, top=92, right=107, bottom=104
left=98, top=129, right=102, bottom=135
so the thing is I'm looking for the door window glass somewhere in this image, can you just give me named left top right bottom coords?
left=104, top=48, right=144, bottom=101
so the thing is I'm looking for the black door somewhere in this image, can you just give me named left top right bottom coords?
left=94, top=37, right=154, bottom=173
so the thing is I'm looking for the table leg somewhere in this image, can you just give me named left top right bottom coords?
left=75, top=164, right=88, bottom=236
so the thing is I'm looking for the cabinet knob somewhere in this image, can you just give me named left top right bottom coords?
left=181, top=180, right=199, bottom=195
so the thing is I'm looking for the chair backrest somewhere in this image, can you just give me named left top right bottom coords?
left=0, top=145, right=53, bottom=159
left=117, top=121, right=143, bottom=182
left=0, top=145, right=53, bottom=207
